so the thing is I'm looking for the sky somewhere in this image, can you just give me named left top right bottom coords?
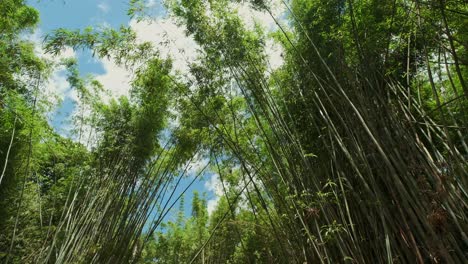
left=26, top=0, right=284, bottom=225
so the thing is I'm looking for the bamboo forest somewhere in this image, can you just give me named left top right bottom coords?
left=0, top=0, right=467, bottom=263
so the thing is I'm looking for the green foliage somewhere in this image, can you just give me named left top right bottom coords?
left=45, top=25, right=155, bottom=66
left=0, top=0, right=43, bottom=93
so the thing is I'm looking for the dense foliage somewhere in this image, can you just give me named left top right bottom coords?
left=0, top=0, right=466, bottom=263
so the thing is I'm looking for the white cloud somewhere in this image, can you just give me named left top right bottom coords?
left=66, top=54, right=133, bottom=146
left=28, top=29, right=76, bottom=62
left=204, top=173, right=223, bottom=215
left=205, top=173, right=223, bottom=195
left=27, top=30, right=75, bottom=94
left=88, top=17, right=198, bottom=104
left=95, top=58, right=133, bottom=102
left=146, top=0, right=157, bottom=8
left=23, top=29, right=82, bottom=139
left=265, top=38, right=284, bottom=71
left=98, top=2, right=110, bottom=13
left=129, top=17, right=199, bottom=74
left=26, top=30, right=105, bottom=146
left=230, top=0, right=286, bottom=71
left=231, top=0, right=285, bottom=31
left=43, top=66, right=72, bottom=105
left=206, top=198, right=219, bottom=216
left=25, top=29, right=78, bottom=110
left=185, top=155, right=209, bottom=176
